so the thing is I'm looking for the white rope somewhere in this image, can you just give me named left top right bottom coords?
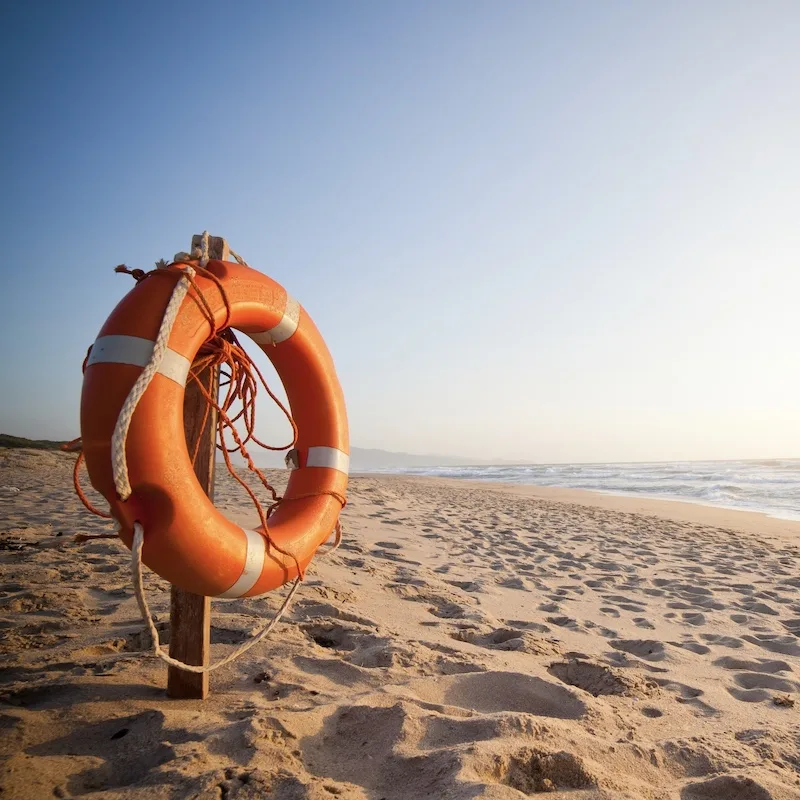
left=110, top=265, right=196, bottom=500
left=229, top=247, right=249, bottom=266
left=173, top=230, right=216, bottom=267
left=132, top=522, right=301, bottom=673
left=196, top=230, right=210, bottom=266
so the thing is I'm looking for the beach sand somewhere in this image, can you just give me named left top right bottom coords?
left=1, top=447, right=799, bottom=799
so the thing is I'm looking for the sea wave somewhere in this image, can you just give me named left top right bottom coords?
left=373, top=460, right=800, bottom=521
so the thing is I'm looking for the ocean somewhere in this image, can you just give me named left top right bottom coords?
left=375, top=460, right=800, bottom=521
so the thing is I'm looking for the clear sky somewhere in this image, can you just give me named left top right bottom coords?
left=2, top=1, right=799, bottom=463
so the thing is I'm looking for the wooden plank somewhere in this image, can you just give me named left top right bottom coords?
left=167, top=361, right=218, bottom=699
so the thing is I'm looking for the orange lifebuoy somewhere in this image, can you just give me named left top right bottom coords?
left=80, top=259, right=349, bottom=597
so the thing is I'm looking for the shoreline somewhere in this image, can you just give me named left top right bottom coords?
left=353, top=471, right=800, bottom=541
left=587, top=486, right=800, bottom=525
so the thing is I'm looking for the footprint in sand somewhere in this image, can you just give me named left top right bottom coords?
left=495, top=576, right=530, bottom=591
left=592, top=559, right=635, bottom=574
left=408, top=671, right=587, bottom=718
left=584, top=579, right=614, bottom=589
left=653, top=678, right=717, bottom=716
left=470, top=746, right=597, bottom=794
left=546, top=615, right=582, bottom=631
left=301, top=621, right=454, bottom=671
left=727, top=672, right=798, bottom=704
left=87, top=562, right=120, bottom=574
left=427, top=602, right=469, bottom=619
left=673, top=639, right=711, bottom=655
left=503, top=619, right=552, bottom=634
left=449, top=625, right=561, bottom=657
left=780, top=617, right=800, bottom=635
left=713, top=655, right=793, bottom=673
left=337, top=541, right=365, bottom=554
left=554, top=584, right=585, bottom=597
left=445, top=580, right=483, bottom=593
left=369, top=548, right=420, bottom=565
left=609, top=639, right=667, bottom=662
left=386, top=583, right=473, bottom=620
left=548, top=659, right=659, bottom=698
left=419, top=713, right=541, bottom=751
left=652, top=579, right=673, bottom=588
left=741, top=633, right=800, bottom=657
left=736, top=599, right=779, bottom=616
left=681, top=775, right=772, bottom=800
left=602, top=595, right=647, bottom=613
left=584, top=620, right=617, bottom=638
left=699, top=634, right=744, bottom=649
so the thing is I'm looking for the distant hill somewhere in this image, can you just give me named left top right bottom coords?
left=0, top=434, right=69, bottom=451
left=1, top=433, right=497, bottom=471
left=218, top=446, right=499, bottom=471
left=348, top=447, right=489, bottom=471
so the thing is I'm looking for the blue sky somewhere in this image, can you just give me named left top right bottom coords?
left=2, top=1, right=799, bottom=462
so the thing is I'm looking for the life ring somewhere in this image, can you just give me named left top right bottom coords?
left=80, top=258, right=349, bottom=597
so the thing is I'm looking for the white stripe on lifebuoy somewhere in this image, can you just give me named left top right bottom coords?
left=87, top=335, right=191, bottom=387
left=306, top=446, right=350, bottom=474
left=247, top=296, right=300, bottom=345
left=217, top=529, right=267, bottom=598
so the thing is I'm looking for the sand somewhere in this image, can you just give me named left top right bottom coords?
left=1, top=447, right=799, bottom=799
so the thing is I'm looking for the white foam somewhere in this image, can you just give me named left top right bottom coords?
left=369, top=459, right=800, bottom=521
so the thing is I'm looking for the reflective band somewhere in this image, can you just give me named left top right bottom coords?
left=306, top=446, right=350, bottom=474
left=217, top=529, right=266, bottom=598
left=87, top=335, right=191, bottom=387
left=247, top=295, right=300, bottom=345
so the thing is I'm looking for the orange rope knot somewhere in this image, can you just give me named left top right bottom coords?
left=114, top=264, right=147, bottom=282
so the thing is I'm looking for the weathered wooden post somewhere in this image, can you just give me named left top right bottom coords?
left=166, top=234, right=229, bottom=699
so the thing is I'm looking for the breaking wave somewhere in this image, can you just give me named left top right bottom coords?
left=372, top=460, right=800, bottom=521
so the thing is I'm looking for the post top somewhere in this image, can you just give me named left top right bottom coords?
left=190, top=234, right=230, bottom=262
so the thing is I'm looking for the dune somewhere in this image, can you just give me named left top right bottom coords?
left=1, top=447, right=799, bottom=799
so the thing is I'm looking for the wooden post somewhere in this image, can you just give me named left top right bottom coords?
left=166, top=234, right=226, bottom=699
left=167, top=362, right=217, bottom=698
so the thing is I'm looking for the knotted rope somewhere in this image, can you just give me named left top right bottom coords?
left=112, top=265, right=195, bottom=501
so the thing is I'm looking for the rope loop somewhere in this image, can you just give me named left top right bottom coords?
left=132, top=522, right=301, bottom=673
